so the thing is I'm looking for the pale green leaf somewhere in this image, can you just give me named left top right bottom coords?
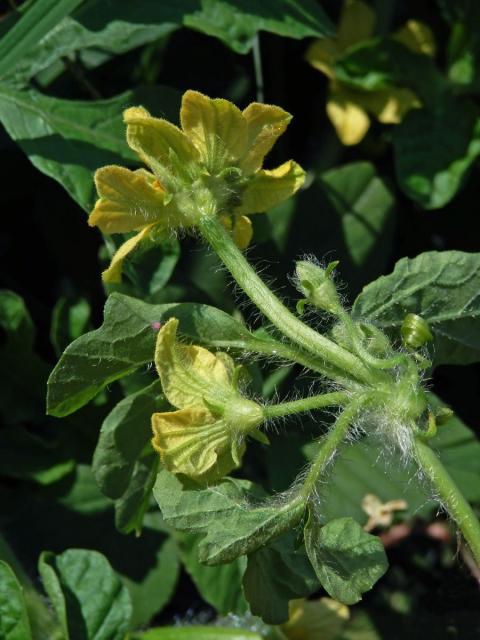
left=130, top=627, right=262, bottom=640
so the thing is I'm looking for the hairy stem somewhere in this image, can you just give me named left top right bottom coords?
left=198, top=216, right=378, bottom=386
left=301, top=395, right=371, bottom=499
left=264, top=391, right=349, bottom=419
left=414, top=438, right=480, bottom=567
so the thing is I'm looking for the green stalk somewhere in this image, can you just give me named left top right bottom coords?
left=198, top=216, right=377, bottom=386
left=414, top=439, right=480, bottom=567
left=301, top=395, right=370, bottom=498
left=263, top=391, right=349, bottom=419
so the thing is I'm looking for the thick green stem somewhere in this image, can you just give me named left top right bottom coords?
left=264, top=391, right=349, bottom=419
left=198, top=216, right=377, bottom=386
left=414, top=439, right=480, bottom=567
left=301, top=395, right=370, bottom=498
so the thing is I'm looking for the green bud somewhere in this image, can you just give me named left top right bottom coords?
left=401, top=313, right=433, bottom=349
left=295, top=260, right=342, bottom=315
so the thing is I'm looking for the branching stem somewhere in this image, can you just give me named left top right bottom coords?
left=198, top=216, right=378, bottom=387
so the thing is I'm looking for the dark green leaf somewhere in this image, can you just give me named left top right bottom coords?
left=0, top=561, right=32, bottom=640
left=0, top=290, right=50, bottom=424
left=183, top=0, right=334, bottom=54
left=304, top=516, right=388, bottom=605
left=92, top=381, right=164, bottom=499
left=153, top=469, right=303, bottom=565
left=243, top=532, right=318, bottom=624
left=318, top=162, right=395, bottom=271
left=393, top=97, right=480, bottom=209
left=352, top=250, right=480, bottom=366
left=39, top=549, right=132, bottom=640
left=114, top=453, right=159, bottom=535
left=47, top=293, right=257, bottom=417
left=0, top=0, right=84, bottom=80
left=0, top=85, right=180, bottom=211
left=335, top=38, right=443, bottom=104
left=177, top=533, right=248, bottom=615
left=50, top=297, right=91, bottom=357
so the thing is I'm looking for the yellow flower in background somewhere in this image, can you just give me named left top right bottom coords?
left=89, top=91, right=305, bottom=282
left=306, top=0, right=436, bottom=145
left=151, top=318, right=265, bottom=483
left=278, top=598, right=350, bottom=640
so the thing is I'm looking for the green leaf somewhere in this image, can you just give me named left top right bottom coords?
left=121, top=513, right=180, bottom=629
left=177, top=533, right=248, bottom=615
left=114, top=453, right=159, bottom=535
left=38, top=549, right=132, bottom=640
left=0, top=85, right=180, bottom=211
left=352, top=250, right=480, bottom=366
left=392, top=96, right=480, bottom=209
left=439, top=0, right=480, bottom=91
left=0, top=290, right=50, bottom=424
left=50, top=297, right=91, bottom=357
left=130, top=628, right=263, bottom=640
left=335, top=38, right=443, bottom=104
left=47, top=293, right=257, bottom=417
left=0, top=561, right=32, bottom=640
left=243, top=532, right=318, bottom=625
left=318, top=162, right=395, bottom=271
left=183, top=0, right=334, bottom=54
left=304, top=516, right=388, bottom=605
left=0, top=0, right=84, bottom=80
left=4, top=2, right=178, bottom=89
left=153, top=469, right=304, bottom=565
left=92, top=381, right=164, bottom=499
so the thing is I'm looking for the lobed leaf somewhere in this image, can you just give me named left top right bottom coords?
left=304, top=516, right=388, bottom=605
left=153, top=469, right=304, bottom=565
left=39, top=549, right=132, bottom=640
left=352, top=250, right=480, bottom=366
left=47, top=293, right=259, bottom=417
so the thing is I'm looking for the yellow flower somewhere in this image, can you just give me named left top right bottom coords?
left=279, top=598, right=350, bottom=640
left=306, top=0, right=436, bottom=145
left=88, top=91, right=305, bottom=282
left=151, top=318, right=265, bottom=483
left=362, top=493, right=407, bottom=532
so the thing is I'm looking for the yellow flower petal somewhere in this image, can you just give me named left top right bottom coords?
left=305, top=38, right=340, bottom=79
left=282, top=598, right=350, bottom=639
left=89, top=166, right=168, bottom=233
left=219, top=214, right=253, bottom=249
left=326, top=91, right=370, bottom=145
left=102, top=224, right=157, bottom=283
left=124, top=106, right=198, bottom=178
left=233, top=215, right=253, bottom=249
left=236, top=160, right=305, bottom=215
left=337, top=0, right=375, bottom=51
left=151, top=406, right=244, bottom=481
left=154, top=317, right=233, bottom=409
left=358, top=87, right=419, bottom=124
left=393, top=20, right=436, bottom=57
left=180, top=90, right=247, bottom=172
left=240, top=102, right=292, bottom=175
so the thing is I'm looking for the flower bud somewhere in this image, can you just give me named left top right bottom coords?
left=295, top=260, right=342, bottom=315
left=401, top=313, right=433, bottom=349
